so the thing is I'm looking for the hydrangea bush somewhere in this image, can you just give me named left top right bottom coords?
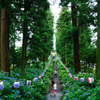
left=56, top=58, right=99, bottom=100
left=0, top=59, right=54, bottom=100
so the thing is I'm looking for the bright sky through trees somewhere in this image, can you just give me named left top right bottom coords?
left=15, top=0, right=97, bottom=50
left=15, top=0, right=61, bottom=49
left=48, top=0, right=61, bottom=50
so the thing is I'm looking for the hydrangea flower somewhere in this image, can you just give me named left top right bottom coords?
left=66, top=90, right=68, bottom=93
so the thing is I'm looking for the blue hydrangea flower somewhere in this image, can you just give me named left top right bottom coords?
left=5, top=96, right=8, bottom=98
left=66, top=90, right=68, bottom=93
left=9, top=86, right=12, bottom=88
left=0, top=84, right=3, bottom=90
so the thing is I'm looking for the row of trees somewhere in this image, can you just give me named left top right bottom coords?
left=56, top=0, right=97, bottom=75
left=0, top=0, right=54, bottom=77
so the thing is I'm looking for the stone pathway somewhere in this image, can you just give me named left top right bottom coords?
left=45, top=92, right=63, bottom=100
left=45, top=56, right=63, bottom=100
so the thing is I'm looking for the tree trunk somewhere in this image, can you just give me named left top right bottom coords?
left=97, top=0, right=100, bottom=80
left=45, top=54, right=48, bottom=62
left=61, top=55, right=63, bottom=63
left=88, top=63, right=90, bottom=73
left=21, top=23, right=27, bottom=77
left=43, top=54, right=45, bottom=68
left=1, top=8, right=10, bottom=76
left=63, top=54, right=65, bottom=64
left=71, top=3, right=81, bottom=74
left=64, top=43, right=66, bottom=64
left=65, top=43, right=67, bottom=64
left=13, top=34, right=15, bottom=70
left=21, top=0, right=29, bottom=77
left=84, top=62, right=87, bottom=72
left=13, top=64, right=15, bottom=70
left=0, top=19, right=1, bottom=71
left=85, top=64, right=87, bottom=72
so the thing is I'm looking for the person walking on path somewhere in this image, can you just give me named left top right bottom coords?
left=50, top=78, right=54, bottom=97
left=50, top=85, right=54, bottom=97
left=53, top=82, right=57, bottom=96
left=54, top=70, right=58, bottom=78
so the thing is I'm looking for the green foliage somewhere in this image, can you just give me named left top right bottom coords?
left=10, top=47, right=22, bottom=68
left=79, top=27, right=96, bottom=65
left=0, top=0, right=54, bottom=71
left=0, top=58, right=53, bottom=100
left=56, top=7, right=73, bottom=65
left=56, top=59, right=100, bottom=100
left=56, top=0, right=97, bottom=70
left=60, top=0, right=97, bottom=29
left=27, top=9, right=54, bottom=63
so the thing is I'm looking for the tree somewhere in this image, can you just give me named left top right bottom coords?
left=56, top=7, right=72, bottom=65
left=71, top=2, right=81, bottom=73
left=19, top=0, right=50, bottom=76
left=27, top=9, right=54, bottom=68
left=0, top=0, right=53, bottom=78
left=60, top=0, right=97, bottom=73
left=0, top=14, right=1, bottom=71
left=97, top=0, right=100, bottom=80
left=21, top=0, right=29, bottom=77
left=1, top=2, right=10, bottom=76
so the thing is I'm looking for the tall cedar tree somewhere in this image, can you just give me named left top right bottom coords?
left=56, top=7, right=73, bottom=66
left=60, top=0, right=96, bottom=73
left=27, top=9, right=53, bottom=68
left=56, top=7, right=70, bottom=64
left=97, top=0, right=100, bottom=80
left=1, top=1, right=10, bottom=76
left=60, top=0, right=81, bottom=73
left=71, top=3, right=81, bottom=73
left=0, top=18, right=1, bottom=70
left=21, top=0, right=29, bottom=77
left=21, top=0, right=50, bottom=77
